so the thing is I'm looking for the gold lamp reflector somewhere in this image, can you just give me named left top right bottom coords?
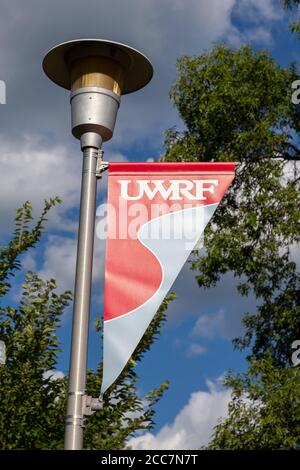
left=70, top=57, right=125, bottom=95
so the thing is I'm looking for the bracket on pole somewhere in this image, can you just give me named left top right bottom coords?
left=79, top=395, right=103, bottom=428
left=96, top=149, right=109, bottom=179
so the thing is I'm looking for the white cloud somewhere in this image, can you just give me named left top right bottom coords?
left=191, top=308, right=227, bottom=339
left=187, top=343, right=206, bottom=357
left=37, top=229, right=106, bottom=293
left=0, top=134, right=81, bottom=234
left=0, top=0, right=281, bottom=152
left=21, top=251, right=37, bottom=272
left=128, top=378, right=230, bottom=449
left=0, top=0, right=283, bottom=239
left=235, top=0, right=280, bottom=22
left=168, top=264, right=255, bottom=340
left=190, top=306, right=245, bottom=341
left=0, top=133, right=129, bottom=236
left=38, top=235, right=77, bottom=292
left=43, top=369, right=64, bottom=381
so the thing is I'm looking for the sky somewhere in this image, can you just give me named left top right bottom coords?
left=0, top=0, right=299, bottom=450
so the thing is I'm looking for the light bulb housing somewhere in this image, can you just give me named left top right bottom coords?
left=43, top=39, right=153, bottom=147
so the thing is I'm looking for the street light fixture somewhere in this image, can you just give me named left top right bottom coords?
left=43, top=38, right=153, bottom=148
left=43, top=38, right=153, bottom=450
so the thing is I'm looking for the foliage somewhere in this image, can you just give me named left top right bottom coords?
left=0, top=198, right=70, bottom=449
left=163, top=44, right=300, bottom=448
left=164, top=44, right=300, bottom=361
left=206, top=357, right=300, bottom=450
left=0, top=201, right=172, bottom=449
left=0, top=272, right=70, bottom=449
left=84, top=294, right=174, bottom=450
left=282, top=0, right=300, bottom=36
left=0, top=198, right=61, bottom=298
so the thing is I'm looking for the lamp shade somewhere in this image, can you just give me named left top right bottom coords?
left=42, top=38, right=153, bottom=95
left=43, top=39, right=153, bottom=145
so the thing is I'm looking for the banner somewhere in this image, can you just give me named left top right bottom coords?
left=101, top=162, right=235, bottom=393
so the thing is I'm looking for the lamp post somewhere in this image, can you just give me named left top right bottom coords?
left=42, top=39, right=153, bottom=450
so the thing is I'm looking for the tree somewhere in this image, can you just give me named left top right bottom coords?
left=0, top=271, right=71, bottom=449
left=0, top=198, right=70, bottom=449
left=0, top=200, right=171, bottom=449
left=282, top=1, right=300, bottom=36
left=206, top=356, right=300, bottom=450
left=165, top=45, right=300, bottom=358
left=84, top=295, right=172, bottom=450
left=163, top=44, right=300, bottom=448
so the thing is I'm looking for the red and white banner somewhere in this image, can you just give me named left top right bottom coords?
left=101, top=162, right=235, bottom=393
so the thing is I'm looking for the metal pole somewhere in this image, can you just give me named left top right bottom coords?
left=64, top=144, right=101, bottom=450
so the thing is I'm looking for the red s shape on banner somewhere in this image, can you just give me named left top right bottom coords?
left=101, top=162, right=235, bottom=393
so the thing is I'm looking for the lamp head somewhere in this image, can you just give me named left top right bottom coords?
left=43, top=39, right=153, bottom=148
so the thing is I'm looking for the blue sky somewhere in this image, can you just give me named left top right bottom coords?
left=0, top=0, right=299, bottom=450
